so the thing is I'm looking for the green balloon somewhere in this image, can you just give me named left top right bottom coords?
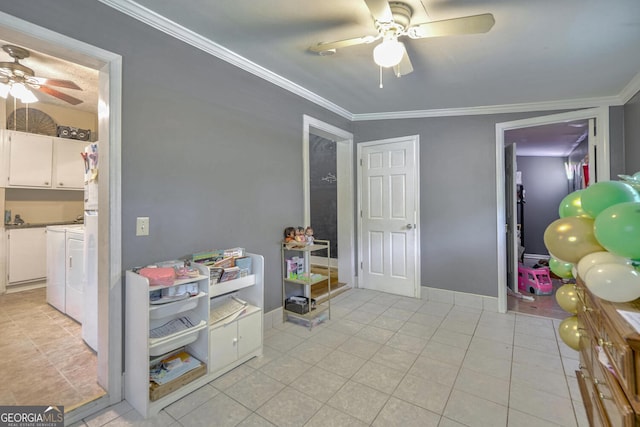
left=594, top=202, right=640, bottom=260
left=558, top=190, right=588, bottom=218
left=581, top=181, right=640, bottom=218
left=549, top=257, right=574, bottom=279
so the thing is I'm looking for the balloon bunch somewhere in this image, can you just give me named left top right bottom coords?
left=543, top=173, right=640, bottom=351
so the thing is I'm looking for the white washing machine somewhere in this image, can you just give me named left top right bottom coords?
left=65, top=225, right=85, bottom=323
left=46, top=225, right=68, bottom=313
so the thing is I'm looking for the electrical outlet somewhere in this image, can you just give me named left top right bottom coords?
left=136, top=217, right=149, bottom=236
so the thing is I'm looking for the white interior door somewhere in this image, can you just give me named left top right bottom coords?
left=505, top=143, right=518, bottom=292
left=358, top=135, right=420, bottom=298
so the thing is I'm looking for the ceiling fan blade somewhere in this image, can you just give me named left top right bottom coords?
left=29, top=76, right=82, bottom=90
left=34, top=85, right=83, bottom=105
left=407, top=13, right=495, bottom=39
left=309, top=35, right=379, bottom=53
left=363, top=0, right=393, bottom=22
left=395, top=50, right=413, bottom=77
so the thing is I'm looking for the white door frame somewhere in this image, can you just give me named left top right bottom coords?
left=303, top=115, right=356, bottom=287
left=495, top=107, right=610, bottom=313
left=357, top=135, right=421, bottom=298
left=0, top=11, right=123, bottom=423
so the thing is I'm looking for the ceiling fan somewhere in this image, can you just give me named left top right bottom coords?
left=0, top=44, right=83, bottom=105
left=309, top=0, right=495, bottom=81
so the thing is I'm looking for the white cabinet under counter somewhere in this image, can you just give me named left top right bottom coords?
left=7, top=227, right=46, bottom=284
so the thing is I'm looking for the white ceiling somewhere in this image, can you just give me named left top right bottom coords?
left=123, top=0, right=640, bottom=116
left=505, top=119, right=588, bottom=157
left=2, top=0, right=639, bottom=155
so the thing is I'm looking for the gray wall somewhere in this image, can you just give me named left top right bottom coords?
left=2, top=2, right=636, bottom=304
left=516, top=157, right=569, bottom=255
left=625, top=90, right=640, bottom=173
left=1, top=1, right=352, bottom=312
left=609, top=106, right=625, bottom=178
left=353, top=113, right=563, bottom=297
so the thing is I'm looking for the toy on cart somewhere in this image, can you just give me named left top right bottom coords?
left=518, top=264, right=553, bottom=295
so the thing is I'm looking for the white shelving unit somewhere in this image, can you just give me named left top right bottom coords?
left=281, top=240, right=331, bottom=329
left=208, top=254, right=263, bottom=378
left=124, top=253, right=264, bottom=418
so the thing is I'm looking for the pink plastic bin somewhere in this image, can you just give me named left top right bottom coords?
left=517, top=264, right=553, bottom=296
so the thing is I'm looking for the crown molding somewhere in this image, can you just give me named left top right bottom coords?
left=97, top=0, right=353, bottom=121
left=619, top=71, right=640, bottom=104
left=99, top=0, right=635, bottom=122
left=351, top=96, right=622, bottom=121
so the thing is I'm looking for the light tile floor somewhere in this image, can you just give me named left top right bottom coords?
left=0, top=287, right=105, bottom=408
left=76, top=288, right=587, bottom=426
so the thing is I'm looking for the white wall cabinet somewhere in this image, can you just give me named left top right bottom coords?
left=7, top=132, right=53, bottom=188
left=125, top=253, right=264, bottom=418
left=7, top=227, right=46, bottom=284
left=4, top=130, right=85, bottom=189
left=53, top=138, right=86, bottom=189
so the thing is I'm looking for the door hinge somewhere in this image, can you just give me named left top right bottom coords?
left=360, top=158, right=362, bottom=166
left=360, top=261, right=363, bottom=269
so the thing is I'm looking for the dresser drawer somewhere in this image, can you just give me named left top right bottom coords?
left=599, top=317, right=634, bottom=396
left=591, top=352, right=636, bottom=427
left=577, top=369, right=607, bottom=427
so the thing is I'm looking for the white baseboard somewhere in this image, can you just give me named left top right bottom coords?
left=422, top=286, right=498, bottom=312
left=265, top=287, right=500, bottom=321
left=264, top=307, right=284, bottom=329
left=523, top=253, right=549, bottom=261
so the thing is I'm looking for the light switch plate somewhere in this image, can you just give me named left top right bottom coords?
left=136, top=217, right=149, bottom=236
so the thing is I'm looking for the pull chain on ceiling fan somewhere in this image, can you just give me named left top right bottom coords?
left=0, top=44, right=84, bottom=105
left=308, top=0, right=495, bottom=85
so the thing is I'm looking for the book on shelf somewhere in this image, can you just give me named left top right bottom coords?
left=213, top=257, right=235, bottom=269
left=192, top=250, right=225, bottom=265
left=224, top=247, right=245, bottom=258
left=208, top=267, right=224, bottom=284
left=149, top=316, right=197, bottom=339
left=149, top=350, right=202, bottom=385
left=219, top=266, right=240, bottom=283
left=234, top=256, right=252, bottom=276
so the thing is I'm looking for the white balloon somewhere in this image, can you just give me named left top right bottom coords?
left=584, top=263, right=640, bottom=302
left=577, top=251, right=632, bottom=280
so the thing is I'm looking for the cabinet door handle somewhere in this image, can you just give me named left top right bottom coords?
left=69, top=256, right=73, bottom=268
left=59, top=182, right=64, bottom=186
left=44, top=181, right=49, bottom=185
left=232, top=338, right=238, bottom=346
left=598, top=338, right=613, bottom=347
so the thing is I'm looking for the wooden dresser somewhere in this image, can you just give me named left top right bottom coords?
left=576, top=279, right=640, bottom=426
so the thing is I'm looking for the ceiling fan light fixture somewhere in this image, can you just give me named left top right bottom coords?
left=373, top=38, right=405, bottom=68
left=9, top=82, right=38, bottom=103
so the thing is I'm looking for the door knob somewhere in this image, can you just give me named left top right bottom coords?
left=406, top=224, right=414, bottom=229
